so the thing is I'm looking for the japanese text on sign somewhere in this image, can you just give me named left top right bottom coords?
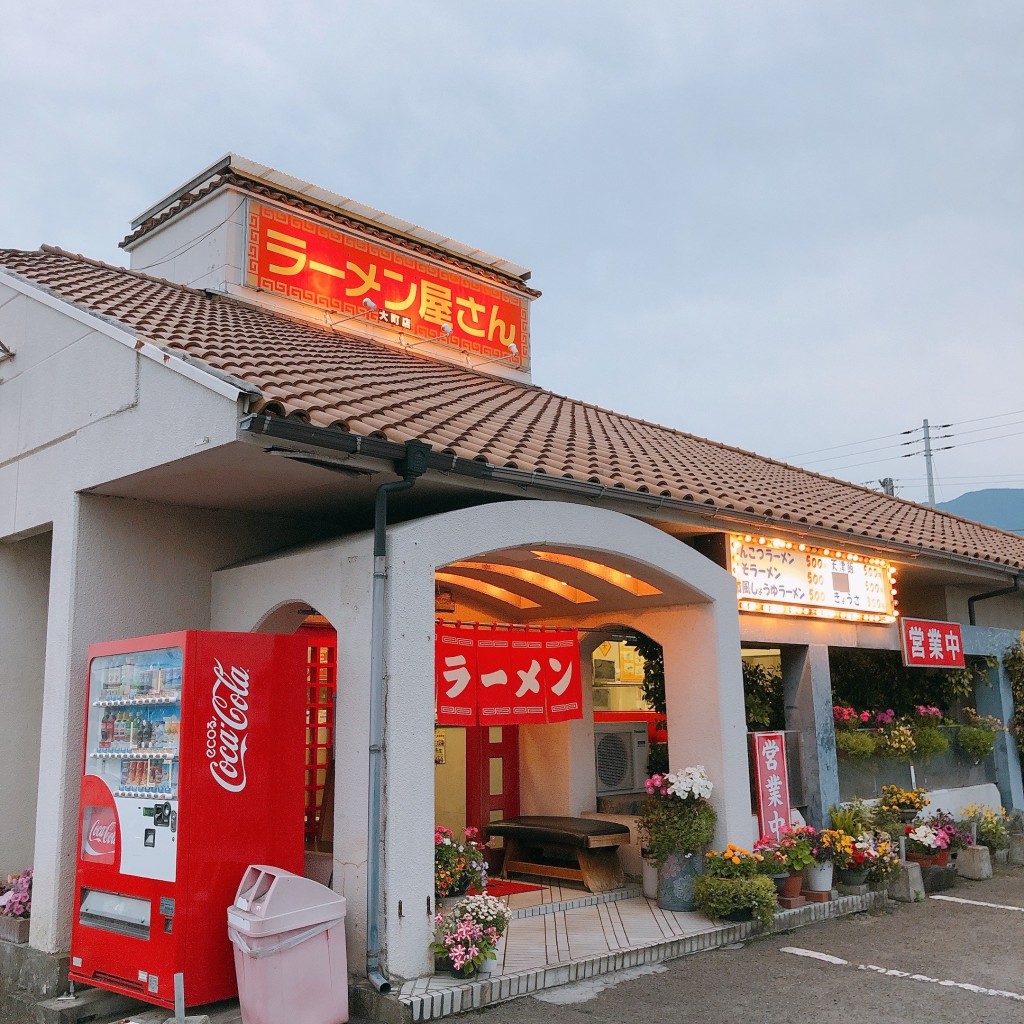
left=247, top=202, right=529, bottom=365
left=729, top=535, right=896, bottom=622
left=899, top=617, right=965, bottom=669
left=751, top=731, right=791, bottom=841
left=435, top=622, right=582, bottom=726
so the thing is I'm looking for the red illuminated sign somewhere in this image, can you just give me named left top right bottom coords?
left=899, top=617, right=965, bottom=668
left=751, top=731, right=791, bottom=841
left=247, top=202, right=529, bottom=365
left=435, top=622, right=582, bottom=726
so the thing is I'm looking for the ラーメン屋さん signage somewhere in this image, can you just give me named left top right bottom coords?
left=730, top=534, right=897, bottom=623
left=751, top=731, right=791, bottom=841
left=246, top=201, right=529, bottom=366
left=435, top=622, right=582, bottom=726
left=899, top=617, right=965, bottom=668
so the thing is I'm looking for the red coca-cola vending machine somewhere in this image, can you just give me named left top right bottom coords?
left=71, top=630, right=308, bottom=1009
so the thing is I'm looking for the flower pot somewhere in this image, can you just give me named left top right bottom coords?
left=0, top=916, right=29, bottom=944
left=906, top=850, right=949, bottom=868
left=804, top=861, right=834, bottom=892
left=478, top=937, right=502, bottom=975
left=657, top=851, right=701, bottom=912
left=898, top=810, right=919, bottom=824
left=450, top=963, right=478, bottom=980
left=837, top=867, right=870, bottom=886
left=642, top=858, right=659, bottom=900
left=776, top=871, right=804, bottom=900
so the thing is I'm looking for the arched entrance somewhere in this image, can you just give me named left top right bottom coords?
left=211, top=499, right=749, bottom=982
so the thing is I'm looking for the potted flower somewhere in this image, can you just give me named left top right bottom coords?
left=453, top=893, right=510, bottom=975
left=832, top=705, right=878, bottom=759
left=959, top=803, right=1011, bottom=856
left=754, top=825, right=817, bottom=900
left=878, top=784, right=929, bottom=824
left=809, top=828, right=851, bottom=891
left=428, top=907, right=499, bottom=979
left=826, top=830, right=888, bottom=886
left=0, top=868, right=32, bottom=944
left=435, top=826, right=487, bottom=903
left=911, top=705, right=950, bottom=761
left=638, top=766, right=717, bottom=912
left=955, top=711, right=1002, bottom=762
left=903, top=823, right=952, bottom=867
left=693, top=845, right=776, bottom=927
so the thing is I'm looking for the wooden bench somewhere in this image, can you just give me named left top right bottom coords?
left=485, top=816, right=630, bottom=894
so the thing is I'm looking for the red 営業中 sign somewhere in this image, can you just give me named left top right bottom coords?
left=751, top=731, right=791, bottom=841
left=435, top=622, right=582, bottom=726
left=899, top=617, right=965, bottom=668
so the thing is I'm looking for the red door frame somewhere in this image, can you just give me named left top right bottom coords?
left=465, top=725, right=520, bottom=844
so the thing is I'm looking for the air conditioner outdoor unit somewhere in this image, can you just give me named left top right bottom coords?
left=594, top=720, right=648, bottom=796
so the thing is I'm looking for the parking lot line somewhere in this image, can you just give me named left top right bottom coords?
left=929, top=894, right=1024, bottom=912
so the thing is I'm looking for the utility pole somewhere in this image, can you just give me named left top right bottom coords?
left=878, top=477, right=895, bottom=496
left=923, top=418, right=936, bottom=506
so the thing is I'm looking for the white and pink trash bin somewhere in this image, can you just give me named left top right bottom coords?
left=228, top=865, right=348, bottom=1024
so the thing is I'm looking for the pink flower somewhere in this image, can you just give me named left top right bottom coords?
left=859, top=711, right=871, bottom=722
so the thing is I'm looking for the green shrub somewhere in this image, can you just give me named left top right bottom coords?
left=835, top=730, right=877, bottom=759
left=828, top=801, right=872, bottom=834
left=912, top=725, right=950, bottom=762
left=956, top=725, right=997, bottom=761
left=693, top=875, right=777, bottom=928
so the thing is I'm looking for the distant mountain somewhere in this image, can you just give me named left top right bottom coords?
left=935, top=488, right=1024, bottom=535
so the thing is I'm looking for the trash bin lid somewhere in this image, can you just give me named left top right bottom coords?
left=229, top=864, right=346, bottom=936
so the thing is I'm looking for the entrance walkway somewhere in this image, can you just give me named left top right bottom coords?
left=118, top=884, right=884, bottom=1024
left=396, top=883, right=885, bottom=1022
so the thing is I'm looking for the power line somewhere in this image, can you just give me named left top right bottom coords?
left=945, top=407, right=1024, bottom=429
left=785, top=426, right=920, bottom=460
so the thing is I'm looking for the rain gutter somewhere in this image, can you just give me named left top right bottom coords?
left=968, top=576, right=1023, bottom=626
left=365, top=440, right=431, bottom=993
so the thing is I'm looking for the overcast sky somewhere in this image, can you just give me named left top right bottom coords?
left=3, top=2, right=1021, bottom=506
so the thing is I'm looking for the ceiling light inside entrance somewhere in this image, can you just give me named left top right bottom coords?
left=529, top=551, right=662, bottom=596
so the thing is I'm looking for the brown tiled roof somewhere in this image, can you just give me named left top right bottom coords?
left=3, top=245, right=1024, bottom=572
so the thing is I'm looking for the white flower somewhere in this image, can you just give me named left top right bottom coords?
left=664, top=765, right=713, bottom=801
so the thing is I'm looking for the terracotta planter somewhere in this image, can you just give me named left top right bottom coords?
left=906, top=849, right=949, bottom=868
left=0, top=916, right=29, bottom=944
left=776, top=871, right=804, bottom=900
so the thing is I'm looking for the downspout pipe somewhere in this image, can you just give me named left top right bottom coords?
left=366, top=440, right=432, bottom=993
left=968, top=575, right=1023, bottom=626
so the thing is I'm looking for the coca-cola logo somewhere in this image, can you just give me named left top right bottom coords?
left=84, top=808, right=117, bottom=858
left=207, top=659, right=250, bottom=793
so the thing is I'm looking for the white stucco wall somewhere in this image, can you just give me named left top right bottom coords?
left=125, top=189, right=246, bottom=292
left=212, top=499, right=746, bottom=983
left=0, top=275, right=246, bottom=541
left=0, top=531, right=50, bottom=877
left=27, top=494, right=316, bottom=954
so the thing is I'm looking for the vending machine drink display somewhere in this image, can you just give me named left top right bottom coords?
left=71, top=631, right=309, bottom=1009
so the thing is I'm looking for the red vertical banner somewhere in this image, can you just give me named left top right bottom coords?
left=435, top=622, right=478, bottom=725
left=476, top=626, right=515, bottom=726
left=751, top=731, right=791, bottom=841
left=543, top=629, right=583, bottom=722
left=508, top=632, right=548, bottom=724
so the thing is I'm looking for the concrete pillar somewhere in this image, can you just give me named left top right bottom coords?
left=656, top=604, right=754, bottom=849
left=781, top=644, right=839, bottom=828
left=0, top=531, right=50, bottom=878
left=382, top=540, right=442, bottom=982
left=964, top=626, right=1024, bottom=812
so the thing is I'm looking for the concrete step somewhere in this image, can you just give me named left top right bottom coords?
left=9, top=985, right=146, bottom=1024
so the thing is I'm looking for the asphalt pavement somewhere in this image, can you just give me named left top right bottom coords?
left=477, top=863, right=1024, bottom=1024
